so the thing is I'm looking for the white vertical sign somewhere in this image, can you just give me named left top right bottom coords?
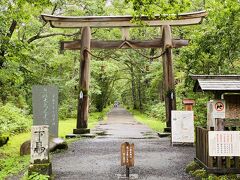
left=171, top=111, right=194, bottom=143
left=30, top=125, right=49, bottom=163
left=209, top=131, right=240, bottom=157
left=207, top=100, right=226, bottom=129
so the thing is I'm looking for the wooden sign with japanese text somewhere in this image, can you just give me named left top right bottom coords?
left=121, top=142, right=134, bottom=167
left=32, top=85, right=58, bottom=137
left=30, top=125, right=49, bottom=163
left=209, top=131, right=240, bottom=156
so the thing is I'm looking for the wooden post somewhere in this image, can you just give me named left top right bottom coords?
left=162, top=25, right=176, bottom=130
left=182, top=99, right=195, bottom=111
left=73, top=27, right=91, bottom=134
left=121, top=28, right=130, bottom=40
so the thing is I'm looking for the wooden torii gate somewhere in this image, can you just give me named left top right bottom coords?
left=41, top=11, right=207, bottom=134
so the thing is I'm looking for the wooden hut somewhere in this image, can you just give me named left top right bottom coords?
left=192, top=75, right=240, bottom=174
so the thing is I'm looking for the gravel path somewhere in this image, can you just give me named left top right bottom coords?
left=52, top=107, right=195, bottom=180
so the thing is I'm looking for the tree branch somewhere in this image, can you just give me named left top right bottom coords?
left=26, top=4, right=59, bottom=43
left=27, top=31, right=80, bottom=43
left=0, top=20, right=17, bottom=67
left=7, top=20, right=17, bottom=38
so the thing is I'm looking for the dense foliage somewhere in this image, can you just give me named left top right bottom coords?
left=0, top=0, right=239, bottom=133
left=0, top=103, right=31, bottom=134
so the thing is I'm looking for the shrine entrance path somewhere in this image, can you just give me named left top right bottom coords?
left=52, top=107, right=194, bottom=180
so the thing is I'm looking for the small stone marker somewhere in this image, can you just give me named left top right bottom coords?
left=121, top=142, right=134, bottom=178
left=30, top=125, right=49, bottom=163
left=32, top=85, right=58, bottom=137
left=29, top=125, right=52, bottom=176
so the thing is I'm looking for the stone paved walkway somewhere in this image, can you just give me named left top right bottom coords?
left=52, top=107, right=194, bottom=180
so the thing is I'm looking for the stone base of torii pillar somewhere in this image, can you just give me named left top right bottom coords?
left=73, top=128, right=90, bottom=134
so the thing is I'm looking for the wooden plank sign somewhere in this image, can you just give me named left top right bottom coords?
left=121, top=142, right=134, bottom=167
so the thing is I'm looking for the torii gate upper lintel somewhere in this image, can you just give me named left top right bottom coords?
left=41, top=11, right=207, bottom=134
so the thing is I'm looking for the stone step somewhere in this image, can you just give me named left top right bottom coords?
left=80, top=134, right=96, bottom=138
left=65, top=134, right=81, bottom=139
left=157, top=132, right=171, bottom=138
left=164, top=127, right=171, bottom=133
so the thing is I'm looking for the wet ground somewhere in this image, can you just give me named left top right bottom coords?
left=52, top=107, right=195, bottom=180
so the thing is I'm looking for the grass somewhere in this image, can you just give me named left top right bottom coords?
left=0, top=107, right=111, bottom=180
left=129, top=109, right=166, bottom=132
left=58, top=111, right=108, bottom=138
left=0, top=132, right=31, bottom=179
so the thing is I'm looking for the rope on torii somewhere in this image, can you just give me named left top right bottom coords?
left=82, top=40, right=167, bottom=61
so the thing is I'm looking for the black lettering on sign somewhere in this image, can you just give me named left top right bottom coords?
left=33, top=130, right=46, bottom=154
left=121, top=142, right=134, bottom=167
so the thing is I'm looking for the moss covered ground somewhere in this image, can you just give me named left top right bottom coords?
left=185, top=161, right=240, bottom=180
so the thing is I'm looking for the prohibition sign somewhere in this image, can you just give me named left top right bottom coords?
left=215, top=101, right=224, bottom=112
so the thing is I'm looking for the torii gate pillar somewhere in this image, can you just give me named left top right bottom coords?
left=73, top=27, right=91, bottom=134
left=162, top=25, right=176, bottom=131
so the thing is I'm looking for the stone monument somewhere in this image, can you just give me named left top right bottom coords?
left=32, top=85, right=58, bottom=137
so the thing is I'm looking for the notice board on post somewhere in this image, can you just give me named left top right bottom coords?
left=209, top=131, right=240, bottom=157
left=171, top=111, right=194, bottom=144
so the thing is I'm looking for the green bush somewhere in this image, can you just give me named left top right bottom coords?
left=185, top=161, right=201, bottom=173
left=27, top=172, right=50, bottom=180
left=145, top=102, right=166, bottom=121
left=58, top=101, right=77, bottom=120
left=191, top=169, right=208, bottom=178
left=0, top=134, right=9, bottom=147
left=0, top=156, right=29, bottom=180
left=0, top=103, right=31, bottom=134
left=22, top=172, right=51, bottom=180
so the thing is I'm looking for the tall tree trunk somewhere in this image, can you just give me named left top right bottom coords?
left=130, top=64, right=137, bottom=109
left=159, top=81, right=164, bottom=101
left=137, top=76, right=143, bottom=111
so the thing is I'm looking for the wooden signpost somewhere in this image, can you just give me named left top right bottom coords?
left=121, top=142, right=134, bottom=178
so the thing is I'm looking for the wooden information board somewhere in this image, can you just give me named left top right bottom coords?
left=121, top=142, right=134, bottom=167
left=171, top=111, right=194, bottom=143
left=209, top=131, right=240, bottom=157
